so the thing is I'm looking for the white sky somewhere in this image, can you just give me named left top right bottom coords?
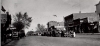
left=2, top=0, right=100, bottom=33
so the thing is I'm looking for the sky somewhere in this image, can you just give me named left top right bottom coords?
left=2, top=0, right=100, bottom=33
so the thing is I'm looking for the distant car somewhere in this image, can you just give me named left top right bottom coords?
left=38, top=33, right=41, bottom=36
left=33, top=33, right=38, bottom=36
left=64, top=32, right=70, bottom=37
left=69, top=31, right=76, bottom=38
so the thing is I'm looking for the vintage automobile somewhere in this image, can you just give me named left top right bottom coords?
left=12, top=31, right=20, bottom=40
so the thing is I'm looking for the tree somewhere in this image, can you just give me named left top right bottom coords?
left=26, top=31, right=34, bottom=36
left=13, top=21, right=24, bottom=31
left=13, top=12, right=32, bottom=31
left=36, top=24, right=46, bottom=33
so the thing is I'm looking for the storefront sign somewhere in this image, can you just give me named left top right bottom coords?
left=1, top=14, right=7, bottom=23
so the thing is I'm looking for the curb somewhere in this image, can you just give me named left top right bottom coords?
left=76, top=33, right=100, bottom=35
left=1, top=39, right=12, bottom=46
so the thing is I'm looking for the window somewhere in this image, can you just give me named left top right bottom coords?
left=1, top=19, right=6, bottom=23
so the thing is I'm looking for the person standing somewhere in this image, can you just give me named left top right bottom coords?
left=73, top=31, right=76, bottom=38
left=61, top=30, right=64, bottom=37
left=70, top=30, right=76, bottom=38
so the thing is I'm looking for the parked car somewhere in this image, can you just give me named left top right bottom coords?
left=33, top=33, right=38, bottom=36
left=12, top=31, right=20, bottom=40
left=64, top=32, right=70, bottom=37
left=6, top=33, right=12, bottom=39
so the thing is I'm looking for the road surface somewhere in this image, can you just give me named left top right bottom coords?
left=5, top=35, right=100, bottom=46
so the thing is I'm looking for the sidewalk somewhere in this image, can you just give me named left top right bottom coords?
left=1, top=39, right=12, bottom=46
left=76, top=33, right=100, bottom=35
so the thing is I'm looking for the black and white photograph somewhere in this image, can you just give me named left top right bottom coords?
left=1, top=0, right=100, bottom=46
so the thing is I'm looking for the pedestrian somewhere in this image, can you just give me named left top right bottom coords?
left=61, top=30, right=64, bottom=37
left=73, top=31, right=76, bottom=38
left=70, top=30, right=76, bottom=38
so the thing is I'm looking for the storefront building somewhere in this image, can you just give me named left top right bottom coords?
left=96, top=1, right=100, bottom=33
left=1, top=6, right=12, bottom=42
left=64, top=13, right=99, bottom=33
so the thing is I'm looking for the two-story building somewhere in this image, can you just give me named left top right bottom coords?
left=64, top=14, right=73, bottom=33
left=47, top=21, right=65, bottom=31
left=47, top=21, right=58, bottom=31
left=95, top=1, right=100, bottom=32
left=55, top=22, right=65, bottom=31
left=1, top=6, right=12, bottom=43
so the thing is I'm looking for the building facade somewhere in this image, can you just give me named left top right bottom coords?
left=55, top=22, right=65, bottom=31
left=64, top=14, right=73, bottom=33
left=96, top=1, right=100, bottom=32
left=47, top=21, right=65, bottom=31
left=64, top=13, right=99, bottom=33
left=47, top=21, right=65, bottom=36
left=47, top=21, right=58, bottom=28
left=1, top=6, right=12, bottom=43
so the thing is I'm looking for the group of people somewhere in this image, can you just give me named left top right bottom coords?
left=60, top=30, right=76, bottom=38
left=51, top=30, right=76, bottom=38
left=46, top=26, right=76, bottom=37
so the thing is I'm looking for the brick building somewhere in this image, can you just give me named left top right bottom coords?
left=47, top=21, right=58, bottom=29
left=47, top=21, right=65, bottom=31
left=55, top=22, right=65, bottom=31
